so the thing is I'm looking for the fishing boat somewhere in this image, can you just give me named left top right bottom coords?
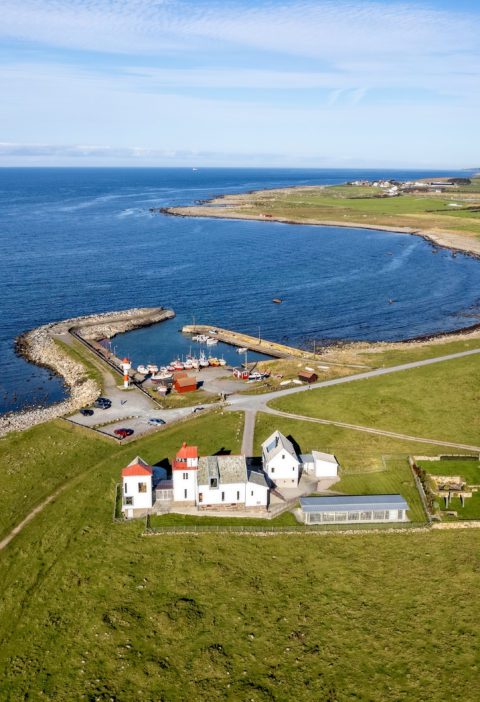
left=146, top=364, right=159, bottom=374
left=199, top=352, right=209, bottom=368
left=206, top=337, right=218, bottom=345
left=151, top=371, right=173, bottom=383
left=184, top=359, right=194, bottom=370
left=172, top=359, right=184, bottom=370
left=166, top=364, right=175, bottom=372
left=237, top=347, right=247, bottom=354
left=218, top=357, right=227, bottom=366
left=208, top=357, right=220, bottom=366
left=137, top=364, right=148, bottom=374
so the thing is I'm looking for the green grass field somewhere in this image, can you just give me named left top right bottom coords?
left=236, top=179, right=480, bottom=238
left=2, top=406, right=480, bottom=699
left=270, top=354, right=480, bottom=447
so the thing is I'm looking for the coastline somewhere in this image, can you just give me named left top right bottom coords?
left=0, top=307, right=174, bottom=438
left=161, top=185, right=480, bottom=259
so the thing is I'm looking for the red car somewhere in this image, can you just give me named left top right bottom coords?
left=114, top=428, right=134, bottom=439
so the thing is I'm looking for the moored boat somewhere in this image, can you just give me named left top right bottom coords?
left=146, top=364, right=159, bottom=374
left=137, top=364, right=148, bottom=374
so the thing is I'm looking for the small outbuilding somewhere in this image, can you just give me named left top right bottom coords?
left=300, top=494, right=409, bottom=525
left=300, top=451, right=339, bottom=478
left=174, top=375, right=197, bottom=393
left=298, top=370, right=318, bottom=383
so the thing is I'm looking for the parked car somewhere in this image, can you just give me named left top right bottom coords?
left=94, top=397, right=111, bottom=409
left=114, top=428, right=134, bottom=439
left=193, top=406, right=205, bottom=413
left=148, top=418, right=166, bottom=425
left=80, top=408, right=94, bottom=416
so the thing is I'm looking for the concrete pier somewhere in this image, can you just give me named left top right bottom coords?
left=182, top=324, right=315, bottom=359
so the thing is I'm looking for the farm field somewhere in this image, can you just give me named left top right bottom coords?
left=1, top=415, right=480, bottom=700
left=171, top=177, right=480, bottom=243
left=269, top=353, right=480, bottom=447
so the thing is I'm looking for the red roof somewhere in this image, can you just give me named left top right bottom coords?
left=122, top=463, right=153, bottom=477
left=176, top=442, right=198, bottom=459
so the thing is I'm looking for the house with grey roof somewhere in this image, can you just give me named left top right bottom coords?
left=195, top=455, right=269, bottom=510
left=299, top=495, right=409, bottom=525
left=261, top=430, right=300, bottom=487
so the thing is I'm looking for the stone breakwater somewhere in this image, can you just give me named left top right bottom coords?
left=0, top=307, right=174, bottom=438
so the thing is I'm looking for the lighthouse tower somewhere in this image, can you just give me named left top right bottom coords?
left=121, top=357, right=131, bottom=389
left=172, top=442, right=198, bottom=505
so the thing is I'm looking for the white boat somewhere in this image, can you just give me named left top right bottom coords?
left=206, top=337, right=218, bottom=345
left=199, top=352, right=209, bottom=368
left=237, top=347, right=247, bottom=353
left=218, top=357, right=227, bottom=366
left=146, top=364, right=159, bottom=374
left=137, top=364, right=148, bottom=374
left=184, top=359, right=194, bottom=370
left=151, top=372, right=173, bottom=383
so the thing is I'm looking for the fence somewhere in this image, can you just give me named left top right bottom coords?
left=144, top=520, right=428, bottom=536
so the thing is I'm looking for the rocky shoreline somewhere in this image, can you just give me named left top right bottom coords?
left=0, top=307, right=174, bottom=438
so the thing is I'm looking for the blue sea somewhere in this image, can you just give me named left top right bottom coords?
left=1, top=167, right=479, bottom=416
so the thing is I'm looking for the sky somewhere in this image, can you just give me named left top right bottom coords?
left=0, top=0, right=479, bottom=168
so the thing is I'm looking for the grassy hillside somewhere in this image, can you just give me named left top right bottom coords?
left=270, top=354, right=480, bottom=446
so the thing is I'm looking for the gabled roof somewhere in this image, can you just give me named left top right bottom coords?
left=198, top=455, right=247, bottom=485
left=176, top=442, right=198, bottom=459
left=312, top=450, right=338, bottom=465
left=122, top=456, right=153, bottom=477
left=261, top=430, right=297, bottom=462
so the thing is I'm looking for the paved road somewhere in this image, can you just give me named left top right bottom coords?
left=241, top=411, right=257, bottom=457
left=228, top=347, right=480, bottom=412
left=266, top=407, right=480, bottom=452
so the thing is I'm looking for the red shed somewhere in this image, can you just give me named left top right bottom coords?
left=298, top=370, right=318, bottom=384
left=174, top=376, right=197, bottom=393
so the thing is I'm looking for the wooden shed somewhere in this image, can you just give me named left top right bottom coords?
left=298, top=370, right=318, bottom=383
left=174, top=376, right=197, bottom=393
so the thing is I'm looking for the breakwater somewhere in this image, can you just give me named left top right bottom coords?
left=0, top=307, right=174, bottom=437
left=182, top=324, right=316, bottom=359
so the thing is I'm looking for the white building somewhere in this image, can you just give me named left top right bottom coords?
left=261, top=430, right=300, bottom=487
left=300, top=495, right=409, bottom=525
left=121, top=456, right=153, bottom=518
left=172, top=443, right=269, bottom=510
left=197, top=455, right=268, bottom=510
left=300, top=451, right=339, bottom=479
left=172, top=442, right=199, bottom=505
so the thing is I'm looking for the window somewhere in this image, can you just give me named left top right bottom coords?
left=183, top=472, right=188, bottom=480
left=221, top=492, right=225, bottom=502
left=210, top=478, right=218, bottom=489
left=360, top=511, right=372, bottom=521
left=293, top=466, right=295, bottom=471
left=125, top=496, right=133, bottom=506
left=236, top=491, right=240, bottom=501
left=397, top=509, right=404, bottom=520
left=251, top=490, right=254, bottom=496
left=373, top=510, right=386, bottom=520
left=124, top=483, right=128, bottom=494
left=271, top=466, right=275, bottom=474
left=282, top=454, right=285, bottom=459
left=347, top=512, right=359, bottom=521
left=184, top=488, right=188, bottom=499
left=335, top=511, right=347, bottom=521
left=198, top=493, right=203, bottom=503
left=138, top=482, right=147, bottom=493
